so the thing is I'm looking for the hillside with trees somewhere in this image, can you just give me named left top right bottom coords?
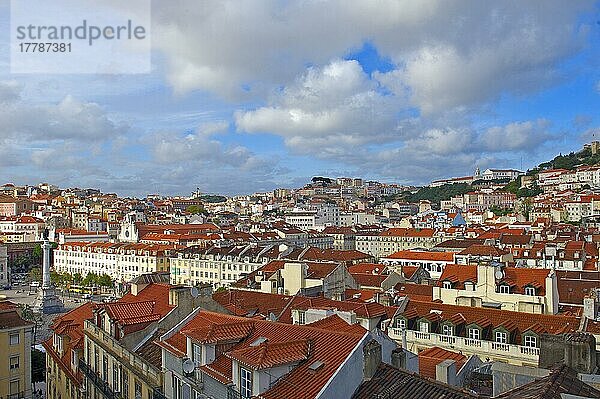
left=402, top=183, right=473, bottom=205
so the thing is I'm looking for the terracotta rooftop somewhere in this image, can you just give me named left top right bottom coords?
left=418, top=347, right=467, bottom=379
left=386, top=250, right=454, bottom=262
left=352, top=363, right=478, bottom=399
left=496, top=365, right=600, bottom=399
left=227, top=339, right=311, bottom=370
left=160, top=310, right=367, bottom=399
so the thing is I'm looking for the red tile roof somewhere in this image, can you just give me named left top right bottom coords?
left=418, top=347, right=466, bottom=379
left=227, top=339, right=311, bottom=370
left=160, top=311, right=367, bottom=399
left=386, top=250, right=454, bottom=262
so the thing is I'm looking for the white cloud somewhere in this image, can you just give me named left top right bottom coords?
left=480, top=120, right=553, bottom=152
left=153, top=0, right=591, bottom=113
left=236, top=59, right=401, bottom=156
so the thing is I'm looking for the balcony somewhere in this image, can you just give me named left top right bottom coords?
left=388, top=328, right=539, bottom=364
left=79, top=359, right=118, bottom=399
left=84, top=321, right=162, bottom=383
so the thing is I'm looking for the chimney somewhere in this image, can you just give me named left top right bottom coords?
left=436, top=360, right=457, bottom=386
left=564, top=332, right=597, bottom=374
left=583, top=294, right=598, bottom=320
left=362, top=339, right=382, bottom=381
left=391, top=347, right=406, bottom=369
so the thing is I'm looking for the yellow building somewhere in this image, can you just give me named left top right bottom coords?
left=44, top=302, right=94, bottom=399
left=0, top=302, right=34, bottom=399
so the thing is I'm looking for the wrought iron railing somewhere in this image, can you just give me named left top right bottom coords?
left=79, top=359, right=118, bottom=399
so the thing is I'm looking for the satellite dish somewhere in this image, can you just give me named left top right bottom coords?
left=190, top=286, right=199, bottom=298
left=494, top=269, right=504, bottom=280
left=182, top=358, right=195, bottom=374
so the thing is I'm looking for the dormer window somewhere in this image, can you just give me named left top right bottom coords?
left=524, top=286, right=536, bottom=296
left=239, top=366, right=253, bottom=398
left=523, top=334, right=537, bottom=348
left=468, top=327, right=480, bottom=340
left=297, top=311, right=306, bottom=325
left=419, top=321, right=429, bottom=333
left=442, top=281, right=452, bottom=289
left=192, top=343, right=202, bottom=366
left=495, top=331, right=508, bottom=344
left=441, top=324, right=453, bottom=336
left=498, top=284, right=510, bottom=294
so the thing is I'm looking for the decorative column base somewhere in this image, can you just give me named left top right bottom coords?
left=32, top=286, right=64, bottom=314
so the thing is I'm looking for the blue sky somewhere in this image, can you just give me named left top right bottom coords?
left=0, top=1, right=599, bottom=196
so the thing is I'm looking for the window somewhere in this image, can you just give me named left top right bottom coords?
left=442, top=281, right=452, bottom=289
left=193, top=343, right=202, bottom=366
left=135, top=380, right=142, bottom=399
left=9, top=355, right=19, bottom=370
left=495, top=331, right=507, bottom=344
left=113, top=366, right=120, bottom=391
left=498, top=284, right=510, bottom=294
left=123, top=370, right=129, bottom=399
left=468, top=328, right=480, bottom=340
left=240, top=367, right=253, bottom=398
left=442, top=324, right=453, bottom=336
left=9, top=333, right=19, bottom=345
left=9, top=380, right=19, bottom=396
left=524, top=286, right=536, bottom=296
left=297, top=311, right=306, bottom=325
left=103, top=355, right=109, bottom=380
left=524, top=335, right=537, bottom=348
left=419, top=321, right=429, bottom=333
left=394, top=318, right=406, bottom=329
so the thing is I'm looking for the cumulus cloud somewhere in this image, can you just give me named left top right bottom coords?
left=0, top=87, right=126, bottom=142
left=236, top=59, right=401, bottom=157
left=153, top=0, right=591, bottom=112
left=479, top=120, right=553, bottom=152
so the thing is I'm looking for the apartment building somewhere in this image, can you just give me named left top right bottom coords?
left=511, top=241, right=591, bottom=271
left=355, top=228, right=443, bottom=258
left=0, top=195, right=36, bottom=217
left=0, top=245, right=8, bottom=287
left=433, top=264, right=559, bottom=314
left=322, top=226, right=356, bottom=250
left=386, top=298, right=578, bottom=367
left=0, top=215, right=46, bottom=242
left=381, top=250, right=455, bottom=280
left=44, top=303, right=94, bottom=399
left=78, top=279, right=223, bottom=399
left=157, top=309, right=398, bottom=399
left=232, top=260, right=358, bottom=298
left=170, top=244, right=276, bottom=288
left=54, top=242, right=178, bottom=282
left=0, top=302, right=34, bottom=399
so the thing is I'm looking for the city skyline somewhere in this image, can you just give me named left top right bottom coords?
left=1, top=1, right=599, bottom=196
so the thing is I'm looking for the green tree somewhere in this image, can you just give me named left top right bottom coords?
left=82, top=272, right=98, bottom=286
left=31, top=348, right=46, bottom=383
left=32, top=244, right=42, bottom=262
left=186, top=205, right=207, bottom=215
left=73, top=273, right=83, bottom=284
left=29, top=267, right=42, bottom=283
left=519, top=197, right=534, bottom=220
left=97, top=274, right=113, bottom=287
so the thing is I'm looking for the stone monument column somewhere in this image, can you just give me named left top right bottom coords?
left=32, top=230, right=64, bottom=314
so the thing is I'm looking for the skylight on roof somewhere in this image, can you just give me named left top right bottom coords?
left=308, top=360, right=324, bottom=371
left=250, top=337, right=267, bottom=347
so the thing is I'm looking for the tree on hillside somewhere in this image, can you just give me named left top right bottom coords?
left=186, top=205, right=207, bottom=215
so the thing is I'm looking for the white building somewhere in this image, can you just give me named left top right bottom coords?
left=54, top=242, right=176, bottom=282
left=0, top=245, right=8, bottom=287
